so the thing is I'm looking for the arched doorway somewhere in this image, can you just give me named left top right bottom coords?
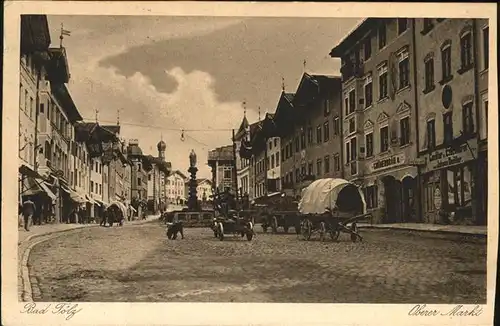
left=401, top=176, right=417, bottom=222
left=382, top=175, right=402, bottom=223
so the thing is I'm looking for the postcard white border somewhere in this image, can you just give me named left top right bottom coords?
left=2, top=2, right=498, bottom=326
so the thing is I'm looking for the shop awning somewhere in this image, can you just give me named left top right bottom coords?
left=85, top=194, right=98, bottom=205
left=95, top=199, right=109, bottom=207
left=69, top=189, right=87, bottom=203
left=20, top=176, right=57, bottom=201
left=60, top=184, right=71, bottom=194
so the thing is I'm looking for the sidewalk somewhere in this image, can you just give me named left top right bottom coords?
left=357, top=223, right=487, bottom=236
left=18, top=214, right=161, bottom=245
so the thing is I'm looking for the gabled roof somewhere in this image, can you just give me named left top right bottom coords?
left=329, top=18, right=382, bottom=58
left=273, top=91, right=296, bottom=129
left=47, top=47, right=70, bottom=84
left=293, top=73, right=340, bottom=107
left=235, top=116, right=250, bottom=140
left=50, top=83, right=82, bottom=123
left=20, top=15, right=51, bottom=54
left=74, top=122, right=97, bottom=142
left=102, top=125, right=121, bottom=135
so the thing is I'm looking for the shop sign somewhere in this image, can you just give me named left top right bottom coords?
left=427, top=140, right=477, bottom=171
left=368, top=153, right=406, bottom=173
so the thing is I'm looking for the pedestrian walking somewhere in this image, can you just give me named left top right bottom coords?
left=22, top=199, right=36, bottom=231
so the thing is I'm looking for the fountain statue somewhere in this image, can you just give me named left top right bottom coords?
left=187, top=149, right=199, bottom=211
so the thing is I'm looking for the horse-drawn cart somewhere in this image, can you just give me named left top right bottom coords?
left=212, top=211, right=255, bottom=241
left=298, top=178, right=372, bottom=242
left=261, top=211, right=301, bottom=234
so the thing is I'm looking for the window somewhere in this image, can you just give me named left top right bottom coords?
left=441, top=44, right=452, bottom=81
left=400, top=117, right=410, bottom=146
left=324, top=156, right=330, bottom=173
left=333, top=117, right=340, bottom=136
left=483, top=26, right=489, bottom=70
left=40, top=103, right=44, bottom=113
left=269, top=141, right=272, bottom=150
left=29, top=97, right=34, bottom=118
left=99, top=184, right=102, bottom=195
left=349, top=118, right=356, bottom=134
left=274, top=138, right=278, bottom=147
left=443, top=112, right=453, bottom=145
left=365, top=133, right=374, bottom=157
left=398, top=49, right=410, bottom=89
left=295, top=136, right=300, bottom=152
left=301, top=164, right=306, bottom=177
left=398, top=19, right=408, bottom=34
left=323, top=121, right=330, bottom=141
left=460, top=32, right=473, bottom=70
left=344, top=97, right=349, bottom=116
left=380, top=126, right=389, bottom=152
left=91, top=181, right=94, bottom=193
left=308, top=162, right=313, bottom=175
left=447, top=166, right=473, bottom=208
left=307, top=127, right=313, bottom=144
left=378, top=22, right=386, bottom=49
left=271, top=155, right=275, bottom=169
left=364, top=37, right=372, bottom=60
left=300, top=131, right=306, bottom=149
left=316, top=125, right=322, bottom=143
left=427, top=119, right=436, bottom=150
left=364, top=185, right=378, bottom=209
left=348, top=90, right=356, bottom=114
left=378, top=63, right=388, bottom=99
left=148, top=174, right=152, bottom=181
left=350, top=137, right=357, bottom=161
left=316, top=159, right=322, bottom=176
left=423, top=19, right=433, bottom=32
left=480, top=94, right=488, bottom=140
left=324, top=99, right=331, bottom=115
left=462, top=101, right=474, bottom=135
left=24, top=90, right=28, bottom=113
left=364, top=74, right=373, bottom=108
left=281, top=149, right=285, bottom=162
left=276, top=152, right=280, bottom=166
left=345, top=142, right=351, bottom=163
left=424, top=56, right=435, bottom=91
left=334, top=154, right=340, bottom=172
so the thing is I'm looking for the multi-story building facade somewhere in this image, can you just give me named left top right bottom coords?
left=166, top=170, right=187, bottom=204
left=127, top=140, right=148, bottom=202
left=274, top=73, right=344, bottom=199
left=330, top=18, right=419, bottom=224
left=414, top=18, right=489, bottom=225
left=207, top=145, right=236, bottom=195
left=196, top=178, right=213, bottom=203
left=266, top=136, right=281, bottom=193
left=144, top=140, right=171, bottom=213
left=234, top=116, right=251, bottom=198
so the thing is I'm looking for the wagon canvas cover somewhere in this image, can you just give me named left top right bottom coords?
left=298, top=178, right=367, bottom=215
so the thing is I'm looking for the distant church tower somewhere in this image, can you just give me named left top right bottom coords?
left=157, top=140, right=166, bottom=161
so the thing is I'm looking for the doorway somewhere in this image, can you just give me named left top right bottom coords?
left=401, top=176, right=417, bottom=222
left=382, top=175, right=402, bottom=223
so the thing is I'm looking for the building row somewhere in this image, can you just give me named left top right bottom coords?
left=18, top=15, right=174, bottom=224
left=208, top=18, right=489, bottom=226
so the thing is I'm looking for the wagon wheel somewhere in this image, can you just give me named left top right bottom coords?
left=217, top=222, right=224, bottom=241
left=271, top=216, right=278, bottom=234
left=350, top=223, right=360, bottom=243
left=301, top=219, right=312, bottom=241
left=329, top=229, right=341, bottom=241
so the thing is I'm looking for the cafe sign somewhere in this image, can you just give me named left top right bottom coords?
left=427, top=140, right=477, bottom=171
left=368, top=153, right=406, bottom=173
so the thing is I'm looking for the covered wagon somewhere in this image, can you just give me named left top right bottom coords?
left=298, top=178, right=371, bottom=242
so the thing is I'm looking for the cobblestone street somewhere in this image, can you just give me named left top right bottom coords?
left=28, top=222, right=487, bottom=303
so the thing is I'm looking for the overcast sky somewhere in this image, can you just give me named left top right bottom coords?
left=47, top=15, right=360, bottom=178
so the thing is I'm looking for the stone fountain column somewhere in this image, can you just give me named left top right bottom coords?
left=187, top=150, right=199, bottom=211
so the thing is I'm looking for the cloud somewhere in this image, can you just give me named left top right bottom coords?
left=68, top=59, right=257, bottom=179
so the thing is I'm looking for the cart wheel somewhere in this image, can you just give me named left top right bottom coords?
left=330, top=230, right=340, bottom=241
left=271, top=216, right=278, bottom=234
left=350, top=223, right=359, bottom=243
left=218, top=222, right=224, bottom=241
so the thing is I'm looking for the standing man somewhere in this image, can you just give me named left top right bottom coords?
left=22, top=198, right=36, bottom=231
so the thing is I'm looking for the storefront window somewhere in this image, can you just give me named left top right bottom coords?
left=446, top=165, right=473, bottom=208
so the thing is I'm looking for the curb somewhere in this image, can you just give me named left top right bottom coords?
left=358, top=225, right=487, bottom=237
left=18, top=218, right=160, bottom=301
